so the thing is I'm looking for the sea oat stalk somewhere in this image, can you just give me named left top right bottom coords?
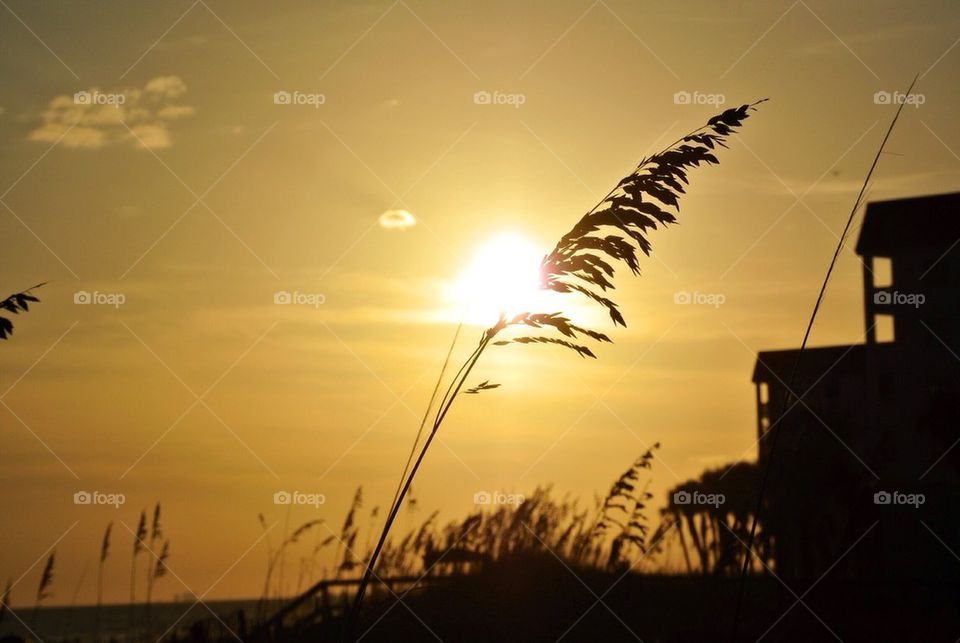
left=348, top=102, right=763, bottom=640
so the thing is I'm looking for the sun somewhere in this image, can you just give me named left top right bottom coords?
left=448, top=231, right=549, bottom=325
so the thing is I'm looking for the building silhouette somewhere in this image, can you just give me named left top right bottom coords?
left=751, top=192, right=960, bottom=579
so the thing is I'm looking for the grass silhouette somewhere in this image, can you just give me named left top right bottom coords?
left=348, top=101, right=765, bottom=638
left=0, top=283, right=44, bottom=340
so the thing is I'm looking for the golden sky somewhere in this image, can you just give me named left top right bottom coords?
left=1, top=0, right=959, bottom=605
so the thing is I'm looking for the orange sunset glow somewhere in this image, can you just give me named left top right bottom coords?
left=2, top=2, right=960, bottom=642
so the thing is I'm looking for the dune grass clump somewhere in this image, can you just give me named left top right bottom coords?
left=31, top=551, right=54, bottom=631
left=283, top=449, right=667, bottom=586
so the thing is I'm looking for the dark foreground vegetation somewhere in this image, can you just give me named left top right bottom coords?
left=244, top=555, right=960, bottom=643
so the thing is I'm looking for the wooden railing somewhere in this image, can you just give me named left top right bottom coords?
left=255, top=574, right=452, bottom=638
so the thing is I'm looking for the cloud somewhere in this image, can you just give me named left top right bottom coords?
left=128, top=124, right=172, bottom=150
left=157, top=105, right=195, bottom=120
left=378, top=209, right=416, bottom=230
left=144, top=75, right=188, bottom=98
left=28, top=75, right=194, bottom=150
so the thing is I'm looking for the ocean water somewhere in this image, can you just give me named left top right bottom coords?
left=0, top=599, right=282, bottom=642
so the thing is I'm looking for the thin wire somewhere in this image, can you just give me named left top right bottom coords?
left=730, top=75, right=918, bottom=642
left=387, top=306, right=468, bottom=519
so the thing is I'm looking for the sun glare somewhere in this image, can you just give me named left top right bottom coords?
left=449, top=232, right=549, bottom=325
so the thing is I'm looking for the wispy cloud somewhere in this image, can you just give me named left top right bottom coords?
left=378, top=209, right=416, bottom=230
left=28, top=75, right=195, bottom=150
